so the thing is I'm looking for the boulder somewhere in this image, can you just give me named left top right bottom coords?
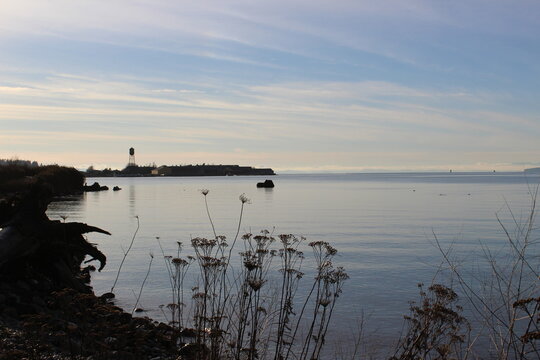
left=256, top=180, right=275, bottom=188
left=83, top=182, right=109, bottom=192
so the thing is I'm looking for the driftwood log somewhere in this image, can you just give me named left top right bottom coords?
left=0, top=186, right=109, bottom=292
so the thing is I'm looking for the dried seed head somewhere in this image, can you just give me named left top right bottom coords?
left=172, top=257, right=188, bottom=266
left=192, top=292, right=207, bottom=299
left=239, top=193, right=250, bottom=204
left=243, top=259, right=259, bottom=271
left=248, top=279, right=265, bottom=291
left=319, top=298, right=331, bottom=307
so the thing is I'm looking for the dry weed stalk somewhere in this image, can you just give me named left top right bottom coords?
left=230, top=230, right=276, bottom=359
left=110, top=215, right=139, bottom=294
left=132, top=252, right=154, bottom=314
left=434, top=185, right=540, bottom=359
left=155, top=190, right=348, bottom=360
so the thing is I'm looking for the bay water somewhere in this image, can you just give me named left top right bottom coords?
left=47, top=172, right=540, bottom=355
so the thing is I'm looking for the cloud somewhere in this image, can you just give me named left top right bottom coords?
left=0, top=130, right=206, bottom=146
left=2, top=73, right=538, bottom=147
left=1, top=44, right=539, bottom=173
left=0, top=85, right=35, bottom=93
left=2, top=0, right=537, bottom=71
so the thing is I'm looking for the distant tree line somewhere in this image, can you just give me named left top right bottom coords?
left=0, top=158, right=40, bottom=167
left=0, top=160, right=84, bottom=196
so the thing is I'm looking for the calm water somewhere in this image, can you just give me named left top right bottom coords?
left=48, top=172, right=540, bottom=354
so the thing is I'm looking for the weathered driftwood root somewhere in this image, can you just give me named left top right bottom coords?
left=0, top=189, right=109, bottom=292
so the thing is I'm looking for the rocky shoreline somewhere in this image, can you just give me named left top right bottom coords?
left=0, top=278, right=179, bottom=359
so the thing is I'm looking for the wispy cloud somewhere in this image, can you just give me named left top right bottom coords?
left=4, top=74, right=524, bottom=139
left=0, top=130, right=206, bottom=145
left=2, top=1, right=537, bottom=68
left=2, top=71, right=538, bottom=171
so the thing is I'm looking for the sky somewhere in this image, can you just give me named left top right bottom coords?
left=1, top=0, right=539, bottom=172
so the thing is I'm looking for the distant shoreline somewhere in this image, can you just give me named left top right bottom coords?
left=85, top=164, right=276, bottom=177
left=84, top=170, right=539, bottom=178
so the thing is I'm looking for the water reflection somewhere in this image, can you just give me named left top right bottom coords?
left=260, top=187, right=274, bottom=203
left=43, top=174, right=538, bottom=354
left=129, top=183, right=136, bottom=217
left=47, top=195, right=85, bottom=221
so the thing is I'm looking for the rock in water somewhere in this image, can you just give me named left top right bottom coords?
left=256, top=179, right=275, bottom=188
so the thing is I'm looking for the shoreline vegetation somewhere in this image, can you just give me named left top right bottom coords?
left=1, top=160, right=539, bottom=359
left=0, top=161, right=84, bottom=198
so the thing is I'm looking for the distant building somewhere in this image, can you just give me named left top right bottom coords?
left=151, top=166, right=172, bottom=176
